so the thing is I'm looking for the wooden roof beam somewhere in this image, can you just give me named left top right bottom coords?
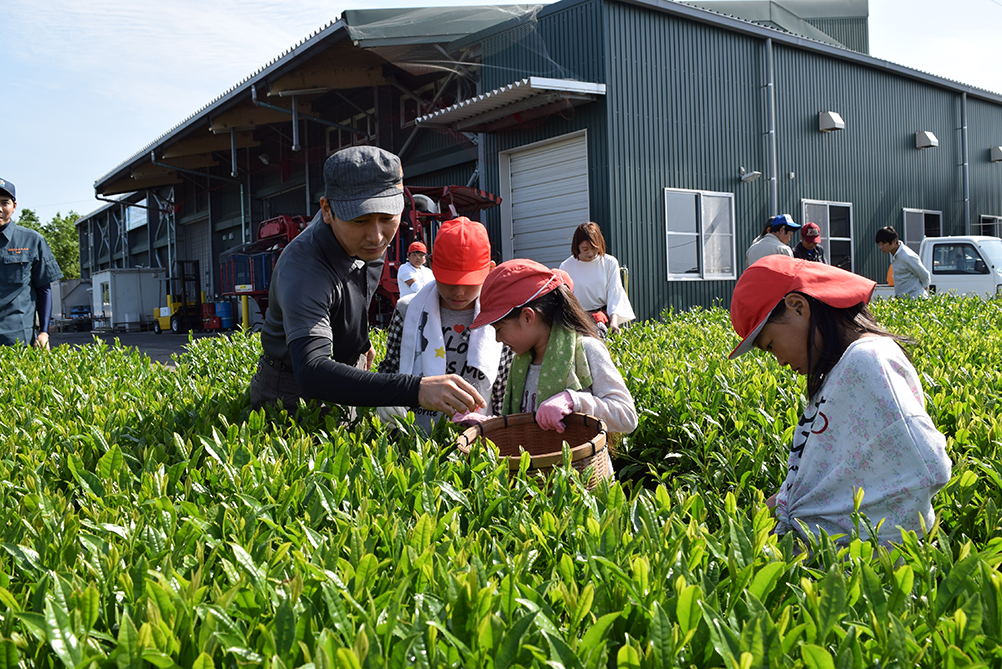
left=161, top=131, right=259, bottom=158
left=268, top=66, right=387, bottom=94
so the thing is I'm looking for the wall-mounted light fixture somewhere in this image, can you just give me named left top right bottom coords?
left=819, top=111, right=845, bottom=132
left=739, top=167, right=762, bottom=183
left=991, top=147, right=1002, bottom=162
left=916, top=131, right=939, bottom=149
left=258, top=154, right=271, bottom=165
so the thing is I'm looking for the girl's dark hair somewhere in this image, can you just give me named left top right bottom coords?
left=571, top=223, right=607, bottom=258
left=768, top=293, right=912, bottom=398
left=500, top=285, right=598, bottom=338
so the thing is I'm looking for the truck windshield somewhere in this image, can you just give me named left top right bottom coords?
left=980, top=239, right=1002, bottom=270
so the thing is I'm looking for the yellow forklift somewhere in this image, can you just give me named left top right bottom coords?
left=152, top=260, right=203, bottom=334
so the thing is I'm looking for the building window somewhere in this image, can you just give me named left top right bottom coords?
left=664, top=188, right=736, bottom=280
left=802, top=199, right=853, bottom=271
left=930, top=242, right=990, bottom=275
left=902, top=208, right=942, bottom=253
left=400, top=83, right=438, bottom=127
left=325, top=109, right=374, bottom=153
left=976, top=215, right=1002, bottom=237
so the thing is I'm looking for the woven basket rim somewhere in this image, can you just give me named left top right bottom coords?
left=454, top=412, right=608, bottom=468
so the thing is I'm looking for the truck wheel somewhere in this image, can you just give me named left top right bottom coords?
left=170, top=316, right=182, bottom=334
left=153, top=320, right=162, bottom=334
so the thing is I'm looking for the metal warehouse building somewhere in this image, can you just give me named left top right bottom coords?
left=79, top=0, right=1002, bottom=321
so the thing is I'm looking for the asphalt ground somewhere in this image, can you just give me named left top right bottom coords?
left=50, top=330, right=230, bottom=366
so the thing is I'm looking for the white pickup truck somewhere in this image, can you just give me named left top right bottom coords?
left=873, top=235, right=1002, bottom=299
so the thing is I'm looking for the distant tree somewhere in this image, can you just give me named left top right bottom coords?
left=16, top=208, right=81, bottom=279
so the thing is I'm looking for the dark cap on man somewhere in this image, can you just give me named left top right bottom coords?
left=324, top=147, right=404, bottom=222
left=0, top=178, right=15, bottom=201
left=802, top=222, right=821, bottom=238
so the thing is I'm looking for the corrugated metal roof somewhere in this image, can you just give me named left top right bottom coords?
left=415, top=77, right=606, bottom=131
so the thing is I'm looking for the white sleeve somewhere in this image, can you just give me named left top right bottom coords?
left=397, top=263, right=416, bottom=296
left=603, top=255, right=636, bottom=322
left=567, top=337, right=638, bottom=433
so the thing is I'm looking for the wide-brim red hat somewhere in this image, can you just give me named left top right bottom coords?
left=431, top=217, right=492, bottom=285
left=729, top=255, right=876, bottom=359
left=471, top=259, right=572, bottom=329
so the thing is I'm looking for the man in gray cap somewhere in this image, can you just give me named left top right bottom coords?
left=250, top=146, right=485, bottom=417
left=0, top=177, right=63, bottom=349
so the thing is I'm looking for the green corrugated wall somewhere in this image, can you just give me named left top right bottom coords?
left=474, top=0, right=1002, bottom=320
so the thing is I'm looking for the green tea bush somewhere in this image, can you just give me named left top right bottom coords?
left=0, top=296, right=999, bottom=668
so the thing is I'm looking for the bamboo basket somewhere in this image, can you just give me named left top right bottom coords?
left=454, top=412, right=613, bottom=489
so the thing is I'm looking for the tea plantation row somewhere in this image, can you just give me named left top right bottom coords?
left=0, top=296, right=1000, bottom=668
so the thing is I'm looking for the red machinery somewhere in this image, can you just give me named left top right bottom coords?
left=219, top=214, right=308, bottom=316
left=370, top=185, right=502, bottom=325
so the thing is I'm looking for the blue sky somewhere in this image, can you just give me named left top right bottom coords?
left=4, top=0, right=1001, bottom=226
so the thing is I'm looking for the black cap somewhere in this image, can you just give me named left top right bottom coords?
left=0, top=178, right=15, bottom=201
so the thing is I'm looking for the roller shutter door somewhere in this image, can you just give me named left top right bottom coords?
left=504, top=134, right=589, bottom=266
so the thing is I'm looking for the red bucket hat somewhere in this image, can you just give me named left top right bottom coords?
left=431, top=217, right=492, bottom=285
left=407, top=241, right=427, bottom=254
left=729, top=255, right=876, bottom=359
left=471, top=259, right=572, bottom=329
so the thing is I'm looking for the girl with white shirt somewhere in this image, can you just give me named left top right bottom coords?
left=559, top=223, right=635, bottom=335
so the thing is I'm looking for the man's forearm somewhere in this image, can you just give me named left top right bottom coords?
left=289, top=336, right=421, bottom=406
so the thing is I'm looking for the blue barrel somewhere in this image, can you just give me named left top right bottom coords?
left=216, top=302, right=235, bottom=329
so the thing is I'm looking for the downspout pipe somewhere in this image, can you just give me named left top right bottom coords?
left=766, top=38, right=779, bottom=217
left=230, top=129, right=239, bottom=178
left=962, top=92, right=971, bottom=234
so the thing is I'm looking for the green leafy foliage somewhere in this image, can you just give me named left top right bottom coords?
left=0, top=296, right=998, bottom=667
left=14, top=207, right=81, bottom=279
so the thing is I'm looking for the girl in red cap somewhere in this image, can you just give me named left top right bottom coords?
left=467, top=259, right=637, bottom=435
left=729, top=255, right=952, bottom=546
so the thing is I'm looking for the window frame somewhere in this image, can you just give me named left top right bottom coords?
left=976, top=214, right=1002, bottom=238
left=901, top=207, right=943, bottom=253
left=801, top=199, right=854, bottom=272
left=664, top=187, right=737, bottom=281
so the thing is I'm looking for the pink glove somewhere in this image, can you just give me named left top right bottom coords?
left=535, top=390, right=574, bottom=433
left=451, top=411, right=492, bottom=427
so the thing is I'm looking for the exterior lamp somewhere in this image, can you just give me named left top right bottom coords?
left=739, top=168, right=762, bottom=183
left=991, top=147, right=1002, bottom=162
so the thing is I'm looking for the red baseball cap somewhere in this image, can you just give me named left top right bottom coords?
left=802, top=222, right=821, bottom=239
left=407, top=241, right=427, bottom=254
left=431, top=217, right=492, bottom=285
left=729, top=255, right=876, bottom=359
left=471, top=259, right=572, bottom=329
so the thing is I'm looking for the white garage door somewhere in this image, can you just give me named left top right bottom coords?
left=501, top=132, right=589, bottom=266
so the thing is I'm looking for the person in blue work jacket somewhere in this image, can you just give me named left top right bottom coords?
left=0, top=178, right=63, bottom=349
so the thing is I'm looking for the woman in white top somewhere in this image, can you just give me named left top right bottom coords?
left=559, top=223, right=636, bottom=335
left=397, top=241, right=434, bottom=298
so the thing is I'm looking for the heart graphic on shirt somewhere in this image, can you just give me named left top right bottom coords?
left=453, top=324, right=465, bottom=333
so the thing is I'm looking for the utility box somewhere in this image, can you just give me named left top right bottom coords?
left=91, top=268, right=164, bottom=332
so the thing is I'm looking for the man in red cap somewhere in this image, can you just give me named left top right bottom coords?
left=792, top=222, right=827, bottom=264
left=378, top=217, right=513, bottom=432
left=397, top=240, right=433, bottom=298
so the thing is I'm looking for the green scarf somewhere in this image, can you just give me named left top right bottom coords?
left=503, top=324, right=593, bottom=415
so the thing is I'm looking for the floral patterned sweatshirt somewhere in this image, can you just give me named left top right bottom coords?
left=774, top=336, right=952, bottom=545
